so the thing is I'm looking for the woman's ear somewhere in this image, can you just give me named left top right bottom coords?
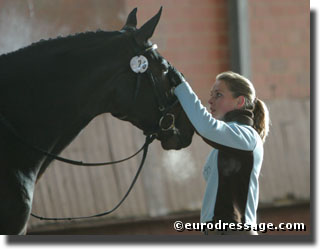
left=236, top=96, right=246, bottom=109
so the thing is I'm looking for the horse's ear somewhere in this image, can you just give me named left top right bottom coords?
left=134, top=7, right=162, bottom=45
left=122, top=8, right=138, bottom=30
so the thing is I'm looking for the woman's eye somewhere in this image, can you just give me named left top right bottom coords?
left=216, top=93, right=222, bottom=98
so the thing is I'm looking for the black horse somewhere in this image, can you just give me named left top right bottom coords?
left=0, top=8, right=194, bottom=234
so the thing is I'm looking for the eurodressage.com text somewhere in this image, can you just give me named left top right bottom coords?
left=173, top=220, right=307, bottom=233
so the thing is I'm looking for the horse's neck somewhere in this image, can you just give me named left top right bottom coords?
left=0, top=31, right=127, bottom=168
left=3, top=32, right=124, bottom=115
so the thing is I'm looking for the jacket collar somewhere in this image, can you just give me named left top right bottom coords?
left=223, top=109, right=254, bottom=126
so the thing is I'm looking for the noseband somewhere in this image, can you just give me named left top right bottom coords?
left=130, top=44, right=179, bottom=136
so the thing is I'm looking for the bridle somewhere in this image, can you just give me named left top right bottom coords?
left=0, top=43, right=180, bottom=221
left=130, top=43, right=180, bottom=136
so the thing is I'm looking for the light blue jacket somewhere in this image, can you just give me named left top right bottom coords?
left=174, top=81, right=263, bottom=224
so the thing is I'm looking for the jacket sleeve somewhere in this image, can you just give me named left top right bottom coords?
left=174, top=81, right=257, bottom=151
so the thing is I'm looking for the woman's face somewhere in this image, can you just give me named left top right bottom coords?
left=208, top=80, right=241, bottom=120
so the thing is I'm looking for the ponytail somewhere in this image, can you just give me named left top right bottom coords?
left=253, top=98, right=270, bottom=143
left=216, top=71, right=270, bottom=143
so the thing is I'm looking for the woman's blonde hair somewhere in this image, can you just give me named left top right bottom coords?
left=216, top=71, right=270, bottom=142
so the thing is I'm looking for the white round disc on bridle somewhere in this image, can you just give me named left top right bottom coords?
left=130, top=55, right=149, bottom=73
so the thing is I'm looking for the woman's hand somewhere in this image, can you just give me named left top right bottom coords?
left=167, top=66, right=186, bottom=88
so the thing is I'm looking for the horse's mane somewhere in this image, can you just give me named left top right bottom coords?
left=0, top=30, right=120, bottom=59
left=0, top=29, right=123, bottom=91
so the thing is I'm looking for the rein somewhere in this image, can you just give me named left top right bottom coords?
left=31, top=134, right=156, bottom=221
left=0, top=111, right=156, bottom=221
left=0, top=43, right=177, bottom=221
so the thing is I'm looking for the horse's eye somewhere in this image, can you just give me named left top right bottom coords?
left=161, top=60, right=169, bottom=74
left=163, top=68, right=169, bottom=74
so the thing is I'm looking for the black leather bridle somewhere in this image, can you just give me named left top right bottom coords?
left=130, top=43, right=180, bottom=136
left=0, top=43, right=179, bottom=221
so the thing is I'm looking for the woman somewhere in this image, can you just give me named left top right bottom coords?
left=168, top=68, right=270, bottom=235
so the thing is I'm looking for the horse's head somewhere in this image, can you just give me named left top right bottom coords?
left=110, top=8, right=194, bottom=150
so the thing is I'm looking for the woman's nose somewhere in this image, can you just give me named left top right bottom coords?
left=208, top=97, right=214, bottom=105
